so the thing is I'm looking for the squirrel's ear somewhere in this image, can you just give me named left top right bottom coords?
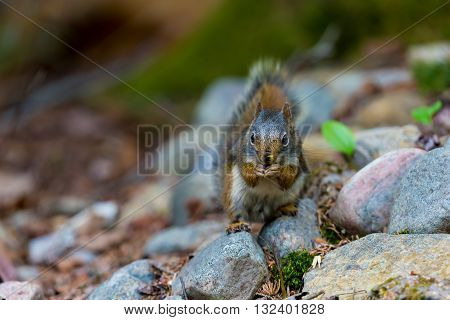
left=255, top=102, right=263, bottom=115
left=282, top=102, right=292, bottom=119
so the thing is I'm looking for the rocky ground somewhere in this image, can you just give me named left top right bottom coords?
left=0, top=43, right=449, bottom=300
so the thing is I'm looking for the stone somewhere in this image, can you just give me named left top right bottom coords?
left=258, top=199, right=320, bottom=258
left=370, top=274, right=450, bottom=300
left=0, top=171, right=34, bottom=210
left=88, top=260, right=155, bottom=300
left=172, top=232, right=268, bottom=300
left=69, top=201, right=119, bottom=232
left=15, top=266, right=40, bottom=281
left=0, top=281, right=44, bottom=300
left=28, top=227, right=76, bottom=265
left=290, top=79, right=337, bottom=130
left=170, top=171, right=217, bottom=226
left=39, top=196, right=89, bottom=217
left=121, top=179, right=172, bottom=220
left=331, top=149, right=425, bottom=235
left=353, top=91, right=425, bottom=128
left=388, top=143, right=450, bottom=234
left=303, top=234, right=450, bottom=299
left=143, top=220, right=225, bottom=256
left=353, top=125, right=421, bottom=168
left=193, top=78, right=245, bottom=126
left=28, top=201, right=118, bottom=264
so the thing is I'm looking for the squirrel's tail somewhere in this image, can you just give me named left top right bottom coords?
left=231, top=59, right=298, bottom=127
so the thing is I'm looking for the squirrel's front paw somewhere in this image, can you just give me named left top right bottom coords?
left=255, top=164, right=265, bottom=177
left=264, top=164, right=280, bottom=177
left=226, top=221, right=251, bottom=234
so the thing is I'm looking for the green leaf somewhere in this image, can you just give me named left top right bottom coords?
left=321, top=120, right=356, bottom=156
left=411, top=100, right=442, bottom=125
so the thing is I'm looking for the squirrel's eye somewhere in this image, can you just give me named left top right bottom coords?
left=282, top=133, right=289, bottom=147
left=250, top=133, right=255, bottom=145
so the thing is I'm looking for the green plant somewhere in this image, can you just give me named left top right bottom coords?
left=411, top=100, right=442, bottom=125
left=321, top=120, right=356, bottom=156
left=412, top=62, right=450, bottom=94
left=278, top=249, right=314, bottom=291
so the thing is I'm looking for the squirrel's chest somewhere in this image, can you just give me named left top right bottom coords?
left=230, top=165, right=300, bottom=221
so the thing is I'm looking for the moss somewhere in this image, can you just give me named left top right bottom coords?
left=113, top=0, right=450, bottom=106
left=275, top=249, right=314, bottom=291
left=395, top=229, right=410, bottom=235
left=412, top=61, right=450, bottom=94
left=370, top=275, right=439, bottom=300
left=320, top=224, right=341, bottom=244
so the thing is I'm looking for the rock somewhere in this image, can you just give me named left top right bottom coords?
left=39, top=196, right=89, bottom=216
left=143, top=220, right=225, bottom=256
left=172, top=232, right=268, bottom=299
left=0, top=281, right=44, bottom=300
left=0, top=171, right=34, bottom=210
left=302, top=134, right=346, bottom=168
left=28, top=201, right=118, bottom=264
left=28, top=227, right=76, bottom=264
left=290, top=79, right=337, bottom=130
left=164, top=295, right=184, bottom=300
left=408, top=42, right=450, bottom=64
left=121, top=180, right=172, bottom=220
left=331, top=149, right=425, bottom=235
left=193, top=78, right=245, bottom=125
left=88, top=260, right=155, bottom=300
left=353, top=125, right=421, bottom=168
left=258, top=199, right=320, bottom=258
left=303, top=234, right=450, bottom=299
left=388, top=143, right=450, bottom=234
left=353, top=91, right=425, bottom=128
left=370, top=274, right=450, bottom=300
left=170, top=171, right=217, bottom=226
left=69, top=201, right=119, bottom=232
left=15, top=265, right=40, bottom=281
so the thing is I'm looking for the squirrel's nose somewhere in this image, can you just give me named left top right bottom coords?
left=264, top=154, right=272, bottom=167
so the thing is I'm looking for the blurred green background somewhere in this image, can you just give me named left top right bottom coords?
left=0, top=0, right=449, bottom=123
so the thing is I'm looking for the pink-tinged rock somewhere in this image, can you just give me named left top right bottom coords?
left=0, top=281, right=43, bottom=300
left=330, top=148, right=426, bottom=235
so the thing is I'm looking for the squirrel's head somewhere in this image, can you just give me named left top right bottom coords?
left=248, top=102, right=295, bottom=168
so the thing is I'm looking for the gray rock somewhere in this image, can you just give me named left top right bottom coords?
left=0, top=281, right=44, bottom=300
left=88, top=260, right=154, bottom=300
left=28, top=201, right=119, bottom=264
left=353, top=125, right=421, bottom=168
left=143, top=220, right=226, bottom=256
left=370, top=274, right=450, bottom=300
left=28, top=227, right=76, bottom=265
left=388, top=144, right=450, bottom=234
left=121, top=179, right=173, bottom=220
left=69, top=201, right=119, bottom=231
left=0, top=171, right=34, bottom=210
left=193, top=78, right=245, bottom=125
left=331, top=149, right=425, bottom=235
left=353, top=91, right=425, bottom=128
left=15, top=266, right=40, bottom=281
left=170, top=171, right=217, bottom=226
left=290, top=80, right=337, bottom=130
left=172, top=232, right=268, bottom=299
left=164, top=295, right=184, bottom=300
left=303, top=234, right=450, bottom=299
left=258, top=198, right=320, bottom=258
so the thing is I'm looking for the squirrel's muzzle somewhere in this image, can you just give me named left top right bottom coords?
left=263, top=153, right=273, bottom=168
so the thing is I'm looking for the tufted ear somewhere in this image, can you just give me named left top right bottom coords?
left=282, top=102, right=292, bottom=119
left=255, top=102, right=263, bottom=116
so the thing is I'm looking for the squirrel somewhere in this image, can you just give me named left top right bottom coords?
left=216, top=60, right=309, bottom=233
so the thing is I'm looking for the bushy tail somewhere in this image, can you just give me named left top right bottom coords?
left=231, top=59, right=297, bottom=127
